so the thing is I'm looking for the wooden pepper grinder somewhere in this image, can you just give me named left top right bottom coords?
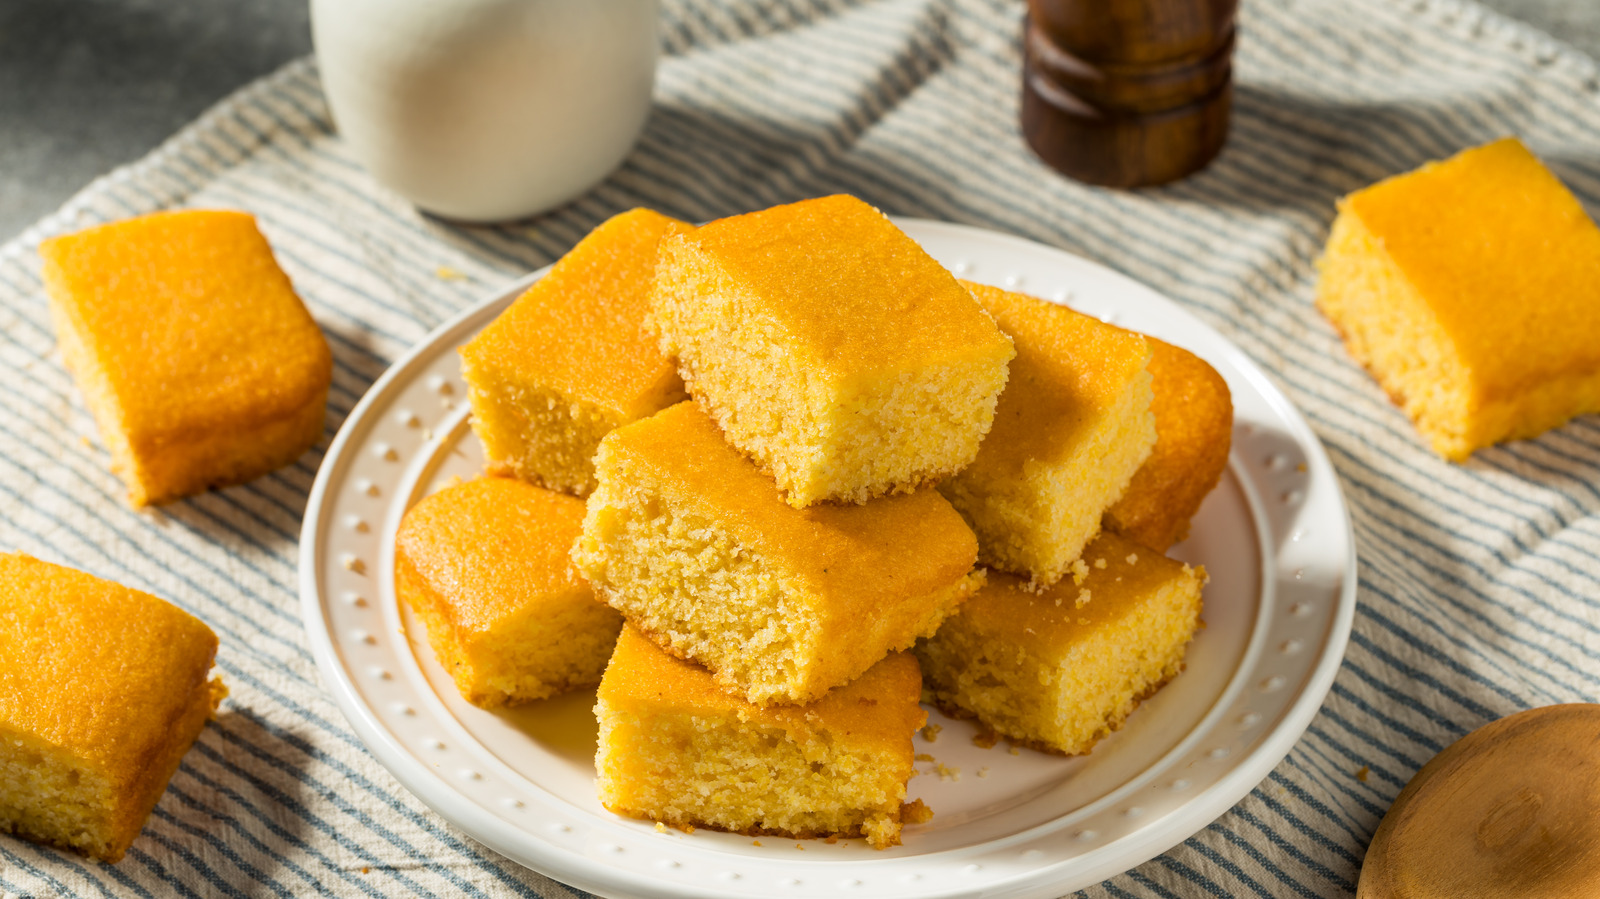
left=1021, top=0, right=1237, bottom=188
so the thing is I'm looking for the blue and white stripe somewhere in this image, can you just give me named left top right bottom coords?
left=2, top=0, right=1598, bottom=895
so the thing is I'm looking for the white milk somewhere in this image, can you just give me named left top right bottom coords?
left=312, top=0, right=658, bottom=222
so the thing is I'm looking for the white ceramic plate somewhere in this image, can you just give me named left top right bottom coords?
left=300, top=220, right=1355, bottom=899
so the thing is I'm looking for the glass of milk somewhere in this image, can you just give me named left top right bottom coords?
left=312, top=0, right=658, bottom=222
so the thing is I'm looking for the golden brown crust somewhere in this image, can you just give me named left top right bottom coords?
left=602, top=803, right=894, bottom=846
left=1103, top=338, right=1232, bottom=552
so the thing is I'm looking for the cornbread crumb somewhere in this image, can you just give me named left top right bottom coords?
left=655, top=822, right=667, bottom=833
left=1355, top=766, right=1370, bottom=783
left=935, top=764, right=960, bottom=782
left=1076, top=590, right=1091, bottom=609
left=1126, top=554, right=1139, bottom=565
left=915, top=753, right=935, bottom=762
left=652, top=195, right=1015, bottom=507
left=920, top=723, right=943, bottom=743
left=973, top=729, right=1000, bottom=749
left=1094, top=558, right=1107, bottom=569
left=940, top=282, right=1154, bottom=590
left=595, top=628, right=924, bottom=849
left=395, top=477, right=622, bottom=708
left=916, top=531, right=1205, bottom=755
left=753, top=839, right=762, bottom=846
left=461, top=209, right=688, bottom=495
left=1071, top=559, right=1090, bottom=585
left=39, top=210, right=332, bottom=507
left=902, top=799, right=934, bottom=825
left=434, top=265, right=466, bottom=281
left=573, top=402, right=981, bottom=706
left=0, top=553, right=224, bottom=862
left=1009, top=746, right=1021, bottom=756
left=1315, top=137, right=1600, bottom=460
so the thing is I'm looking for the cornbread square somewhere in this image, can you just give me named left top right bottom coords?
left=938, top=281, right=1155, bottom=589
left=461, top=209, right=690, bottom=496
left=396, top=477, right=622, bottom=708
left=595, top=626, right=925, bottom=849
left=0, top=553, right=225, bottom=862
left=39, top=210, right=332, bottom=507
left=572, top=401, right=982, bottom=706
left=1103, top=338, right=1233, bottom=552
left=915, top=531, right=1204, bottom=756
left=652, top=195, right=1015, bottom=508
left=1316, top=137, right=1600, bottom=460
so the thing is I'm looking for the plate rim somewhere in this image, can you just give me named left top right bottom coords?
left=299, top=218, right=1357, bottom=899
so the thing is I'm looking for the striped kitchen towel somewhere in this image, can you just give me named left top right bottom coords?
left=2, top=0, right=1599, bottom=896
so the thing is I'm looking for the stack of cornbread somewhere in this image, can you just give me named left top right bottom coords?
left=401, top=194, right=1230, bottom=849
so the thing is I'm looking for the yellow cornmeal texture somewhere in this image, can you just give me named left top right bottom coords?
left=1316, top=137, right=1600, bottom=461
left=652, top=195, right=1015, bottom=508
left=595, top=627, right=924, bottom=849
left=572, top=402, right=982, bottom=706
left=915, top=531, right=1204, bottom=756
left=938, top=281, right=1155, bottom=590
left=395, top=477, right=622, bottom=708
left=460, top=209, right=690, bottom=496
left=38, top=210, right=332, bottom=506
left=0, top=553, right=226, bottom=862
left=1103, top=338, right=1233, bottom=552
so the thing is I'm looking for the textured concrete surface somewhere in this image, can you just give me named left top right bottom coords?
left=0, top=0, right=1595, bottom=243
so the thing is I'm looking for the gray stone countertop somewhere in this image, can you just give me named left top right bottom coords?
left=1, top=0, right=1597, bottom=244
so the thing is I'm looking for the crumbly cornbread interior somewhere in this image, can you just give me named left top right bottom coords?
left=461, top=208, right=689, bottom=495
left=651, top=195, right=1014, bottom=507
left=395, top=477, right=622, bottom=708
left=916, top=532, right=1204, bottom=755
left=939, top=281, right=1155, bottom=589
left=1315, top=137, right=1600, bottom=460
left=571, top=402, right=980, bottom=706
left=595, top=628, right=924, bottom=849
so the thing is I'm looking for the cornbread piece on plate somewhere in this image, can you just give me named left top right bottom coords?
left=1316, top=137, right=1600, bottom=461
left=396, top=477, right=622, bottom=708
left=1103, top=337, right=1233, bottom=552
left=915, top=531, right=1204, bottom=756
left=572, top=401, right=982, bottom=706
left=461, top=208, right=690, bottom=496
left=652, top=194, right=1015, bottom=508
left=39, top=209, right=332, bottom=507
left=938, top=281, right=1155, bottom=589
left=595, top=626, right=925, bottom=849
left=0, top=552, right=225, bottom=862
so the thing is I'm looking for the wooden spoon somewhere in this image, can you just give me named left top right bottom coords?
left=1359, top=703, right=1600, bottom=899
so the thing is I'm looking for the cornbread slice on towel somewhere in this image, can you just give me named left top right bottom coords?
left=915, top=531, right=1204, bottom=756
left=39, top=209, right=332, bottom=507
left=1316, top=137, right=1600, bottom=461
left=595, top=626, right=925, bottom=849
left=651, top=194, right=1014, bottom=508
left=0, top=552, right=225, bottom=862
left=395, top=476, right=622, bottom=708
left=571, top=401, right=982, bottom=707
left=461, top=208, right=690, bottom=496
left=939, top=281, right=1155, bottom=590
left=1103, top=337, right=1233, bottom=552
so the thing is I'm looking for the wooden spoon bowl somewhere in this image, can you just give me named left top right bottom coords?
left=1359, top=703, right=1600, bottom=899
